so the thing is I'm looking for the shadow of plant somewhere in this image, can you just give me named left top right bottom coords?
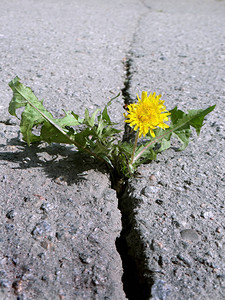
left=0, top=137, right=108, bottom=186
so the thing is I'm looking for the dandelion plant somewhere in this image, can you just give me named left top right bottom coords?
left=8, top=76, right=215, bottom=179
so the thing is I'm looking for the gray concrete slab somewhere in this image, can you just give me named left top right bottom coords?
left=123, top=0, right=225, bottom=299
left=0, top=0, right=145, bottom=299
left=0, top=0, right=144, bottom=121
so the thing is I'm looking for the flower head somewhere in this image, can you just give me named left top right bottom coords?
left=124, top=91, right=170, bottom=138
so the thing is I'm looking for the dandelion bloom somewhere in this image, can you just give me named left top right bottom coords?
left=124, top=91, right=170, bottom=138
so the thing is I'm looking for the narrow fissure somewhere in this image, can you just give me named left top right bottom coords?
left=111, top=54, right=154, bottom=299
left=121, top=54, right=134, bottom=143
left=115, top=190, right=154, bottom=300
left=121, top=54, right=133, bottom=105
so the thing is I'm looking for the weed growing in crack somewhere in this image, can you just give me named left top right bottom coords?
left=8, top=76, right=215, bottom=179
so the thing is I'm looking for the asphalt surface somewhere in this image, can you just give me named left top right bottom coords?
left=0, top=0, right=225, bottom=299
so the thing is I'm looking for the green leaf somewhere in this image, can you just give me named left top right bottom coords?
left=83, top=108, right=101, bottom=127
left=71, top=111, right=83, bottom=123
left=169, top=105, right=216, bottom=150
left=102, top=104, right=111, bottom=123
left=101, top=155, right=114, bottom=168
left=102, top=127, right=121, bottom=138
left=20, top=104, right=44, bottom=144
left=102, top=93, right=120, bottom=123
left=90, top=109, right=101, bottom=127
left=8, top=76, right=38, bottom=117
left=84, top=108, right=90, bottom=125
left=40, top=122, right=75, bottom=144
left=56, top=110, right=81, bottom=128
left=133, top=104, right=216, bottom=163
left=8, top=77, right=119, bottom=167
left=147, top=128, right=171, bottom=152
left=96, top=118, right=105, bottom=136
left=156, top=105, right=216, bottom=151
left=8, top=77, right=83, bottom=147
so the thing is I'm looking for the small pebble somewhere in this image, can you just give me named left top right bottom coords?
left=0, top=270, right=6, bottom=277
left=0, top=279, right=11, bottom=288
left=40, top=203, right=51, bottom=214
left=23, top=196, right=32, bottom=202
left=41, top=275, right=48, bottom=281
left=180, top=229, right=200, bottom=242
left=5, top=224, right=14, bottom=231
left=31, top=221, right=52, bottom=236
left=69, top=225, right=78, bottom=235
left=79, top=253, right=92, bottom=264
left=6, top=209, right=17, bottom=219
left=12, top=280, right=23, bottom=293
left=56, top=230, right=64, bottom=240
left=40, top=240, right=54, bottom=250
left=155, top=199, right=163, bottom=205
left=201, top=211, right=214, bottom=219
left=37, top=252, right=45, bottom=259
left=149, top=175, right=157, bottom=182
left=141, top=186, right=159, bottom=196
left=216, top=227, right=222, bottom=233
left=12, top=258, right=19, bottom=265
left=177, top=253, right=192, bottom=267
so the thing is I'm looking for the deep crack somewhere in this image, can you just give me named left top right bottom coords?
left=116, top=190, right=155, bottom=300
left=121, top=54, right=133, bottom=106
left=112, top=52, right=153, bottom=299
left=121, top=54, right=135, bottom=143
left=112, top=5, right=155, bottom=298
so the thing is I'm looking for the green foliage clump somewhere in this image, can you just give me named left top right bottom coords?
left=8, top=76, right=215, bottom=178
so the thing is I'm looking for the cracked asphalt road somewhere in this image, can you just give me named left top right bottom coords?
left=0, top=0, right=225, bottom=299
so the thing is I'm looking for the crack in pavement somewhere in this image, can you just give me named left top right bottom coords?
left=115, top=0, right=225, bottom=299
left=114, top=4, right=155, bottom=299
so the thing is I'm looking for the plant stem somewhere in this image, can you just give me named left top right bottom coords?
left=130, top=129, right=139, bottom=165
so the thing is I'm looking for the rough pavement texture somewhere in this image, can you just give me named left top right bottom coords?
left=121, top=0, right=225, bottom=299
left=0, top=0, right=225, bottom=300
left=0, top=0, right=143, bottom=299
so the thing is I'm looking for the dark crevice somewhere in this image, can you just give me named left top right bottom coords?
left=111, top=4, right=155, bottom=298
left=121, top=54, right=135, bottom=143
left=111, top=55, right=154, bottom=300
left=0, top=119, right=16, bottom=125
left=121, top=54, right=133, bottom=106
left=115, top=189, right=154, bottom=300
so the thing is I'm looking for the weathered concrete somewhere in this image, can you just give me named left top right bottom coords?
left=0, top=0, right=145, bottom=299
left=122, top=0, right=225, bottom=299
left=1, top=0, right=225, bottom=299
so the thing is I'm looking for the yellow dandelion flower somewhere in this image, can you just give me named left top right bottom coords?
left=124, top=91, right=170, bottom=138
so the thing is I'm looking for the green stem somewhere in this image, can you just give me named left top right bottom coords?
left=130, top=129, right=139, bottom=165
left=133, top=133, right=166, bottom=164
